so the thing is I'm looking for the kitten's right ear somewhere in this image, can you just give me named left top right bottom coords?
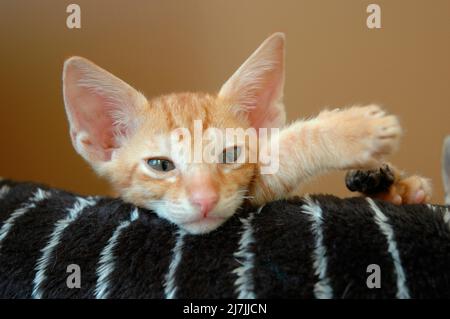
left=443, top=135, right=450, bottom=204
left=63, top=57, right=146, bottom=164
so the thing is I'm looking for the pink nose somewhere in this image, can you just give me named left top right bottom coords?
left=190, top=193, right=219, bottom=218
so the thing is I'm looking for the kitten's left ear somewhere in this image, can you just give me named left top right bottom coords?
left=219, top=32, right=286, bottom=129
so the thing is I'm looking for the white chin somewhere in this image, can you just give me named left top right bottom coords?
left=180, top=217, right=226, bottom=234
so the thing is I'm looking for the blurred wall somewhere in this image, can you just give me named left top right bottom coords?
left=0, top=0, right=449, bottom=202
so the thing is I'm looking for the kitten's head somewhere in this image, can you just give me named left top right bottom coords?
left=62, top=33, right=286, bottom=234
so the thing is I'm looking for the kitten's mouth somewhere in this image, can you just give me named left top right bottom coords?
left=183, top=216, right=225, bottom=225
left=181, top=216, right=226, bottom=234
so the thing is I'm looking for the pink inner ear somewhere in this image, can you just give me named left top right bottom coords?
left=65, top=73, right=123, bottom=162
left=70, top=90, right=117, bottom=144
left=247, top=75, right=284, bottom=130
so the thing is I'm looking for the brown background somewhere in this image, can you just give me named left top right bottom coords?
left=0, top=0, right=449, bottom=203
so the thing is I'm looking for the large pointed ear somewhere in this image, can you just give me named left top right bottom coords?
left=443, top=135, right=450, bottom=203
left=63, top=57, right=146, bottom=164
left=218, top=32, right=286, bottom=129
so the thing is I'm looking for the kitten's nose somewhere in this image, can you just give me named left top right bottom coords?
left=190, top=192, right=219, bottom=218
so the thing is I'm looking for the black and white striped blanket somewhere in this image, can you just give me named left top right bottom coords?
left=0, top=179, right=449, bottom=299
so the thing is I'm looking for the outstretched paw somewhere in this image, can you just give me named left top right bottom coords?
left=321, top=105, right=402, bottom=169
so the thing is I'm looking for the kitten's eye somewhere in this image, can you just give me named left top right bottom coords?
left=220, top=146, right=241, bottom=164
left=147, top=158, right=176, bottom=172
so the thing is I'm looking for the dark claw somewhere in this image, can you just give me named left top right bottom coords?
left=345, top=164, right=395, bottom=195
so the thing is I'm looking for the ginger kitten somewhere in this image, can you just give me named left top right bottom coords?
left=62, top=33, right=431, bottom=234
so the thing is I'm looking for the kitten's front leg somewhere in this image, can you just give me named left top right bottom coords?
left=250, top=105, right=402, bottom=205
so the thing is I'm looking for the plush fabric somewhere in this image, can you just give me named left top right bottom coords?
left=0, top=179, right=449, bottom=299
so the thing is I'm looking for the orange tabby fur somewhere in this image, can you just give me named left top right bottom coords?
left=62, top=33, right=431, bottom=234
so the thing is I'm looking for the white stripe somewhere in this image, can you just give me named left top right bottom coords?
left=32, top=197, right=97, bottom=299
left=426, top=205, right=450, bottom=228
left=367, top=198, right=410, bottom=299
left=164, top=228, right=186, bottom=299
left=0, top=185, right=10, bottom=200
left=302, top=196, right=333, bottom=299
left=95, top=208, right=139, bottom=299
left=443, top=207, right=450, bottom=225
left=232, top=213, right=256, bottom=299
left=256, top=205, right=265, bottom=214
left=0, top=189, right=50, bottom=250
